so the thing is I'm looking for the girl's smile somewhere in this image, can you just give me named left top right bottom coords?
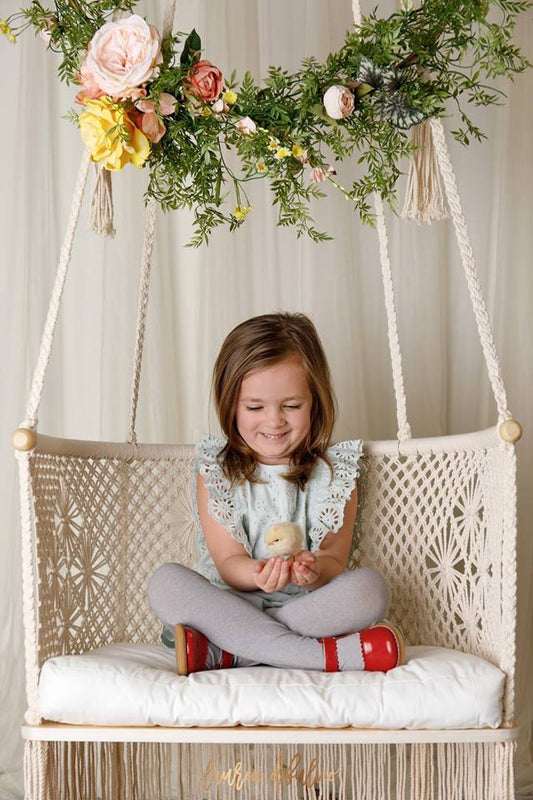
left=236, top=356, right=312, bottom=464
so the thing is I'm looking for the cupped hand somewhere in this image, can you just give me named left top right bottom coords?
left=290, top=550, right=321, bottom=587
left=253, top=557, right=292, bottom=593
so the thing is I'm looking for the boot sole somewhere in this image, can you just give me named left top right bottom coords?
left=174, top=623, right=188, bottom=676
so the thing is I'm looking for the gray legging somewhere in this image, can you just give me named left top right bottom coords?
left=147, top=564, right=390, bottom=671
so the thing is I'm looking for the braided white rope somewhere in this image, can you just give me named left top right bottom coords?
left=374, top=194, right=412, bottom=441
left=352, top=0, right=412, bottom=440
left=429, top=118, right=512, bottom=422
left=20, top=150, right=91, bottom=430
left=127, top=0, right=176, bottom=443
left=127, top=198, right=157, bottom=444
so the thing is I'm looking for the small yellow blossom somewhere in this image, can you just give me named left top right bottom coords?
left=268, top=137, right=280, bottom=150
left=1, top=19, right=16, bottom=43
left=256, top=160, right=267, bottom=173
left=222, top=90, right=237, bottom=105
left=274, top=147, right=290, bottom=159
left=201, top=107, right=213, bottom=117
left=233, top=204, right=253, bottom=221
left=292, top=145, right=304, bottom=159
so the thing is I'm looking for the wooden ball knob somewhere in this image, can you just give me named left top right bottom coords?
left=498, top=419, right=523, bottom=444
left=11, top=428, right=37, bottom=452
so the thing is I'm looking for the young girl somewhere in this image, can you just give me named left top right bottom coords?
left=148, top=312, right=405, bottom=675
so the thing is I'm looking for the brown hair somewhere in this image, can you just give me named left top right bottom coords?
left=212, top=312, right=336, bottom=488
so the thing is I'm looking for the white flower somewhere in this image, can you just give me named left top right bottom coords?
left=323, top=85, right=355, bottom=120
left=235, top=116, right=257, bottom=135
left=212, top=98, right=229, bottom=114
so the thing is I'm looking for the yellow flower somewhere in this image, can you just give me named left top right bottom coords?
left=222, top=90, right=237, bottom=105
left=79, top=97, right=149, bottom=171
left=274, top=147, right=290, bottom=159
left=268, top=137, right=280, bottom=150
left=292, top=144, right=304, bottom=159
left=256, top=160, right=267, bottom=173
left=201, top=107, right=213, bottom=117
left=233, top=204, right=253, bottom=221
left=1, top=19, right=16, bottom=43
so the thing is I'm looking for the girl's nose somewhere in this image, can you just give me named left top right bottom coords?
left=267, top=406, right=285, bottom=427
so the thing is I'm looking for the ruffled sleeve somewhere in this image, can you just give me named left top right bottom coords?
left=194, top=435, right=251, bottom=554
left=306, top=439, right=364, bottom=550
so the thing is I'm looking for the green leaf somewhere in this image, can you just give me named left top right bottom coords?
left=180, top=28, right=201, bottom=67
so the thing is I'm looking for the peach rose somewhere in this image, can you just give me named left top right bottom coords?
left=323, top=85, right=355, bottom=120
left=85, top=14, right=162, bottom=99
left=309, top=165, right=336, bottom=183
left=234, top=116, right=257, bottom=135
left=137, top=93, right=177, bottom=116
left=186, top=60, right=223, bottom=103
left=139, top=112, right=166, bottom=143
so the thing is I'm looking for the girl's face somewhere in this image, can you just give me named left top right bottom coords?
left=236, top=355, right=313, bottom=465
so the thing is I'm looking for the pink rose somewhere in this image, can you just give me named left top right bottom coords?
left=140, top=112, right=166, bottom=143
left=234, top=116, right=257, bottom=135
left=309, top=165, right=336, bottom=184
left=186, top=60, right=223, bottom=103
left=85, top=14, right=162, bottom=99
left=137, top=93, right=177, bottom=116
left=323, top=85, right=355, bottom=120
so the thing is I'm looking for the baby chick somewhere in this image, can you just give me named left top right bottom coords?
left=265, top=522, right=304, bottom=560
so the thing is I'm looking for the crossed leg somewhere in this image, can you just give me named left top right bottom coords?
left=147, top=563, right=390, bottom=671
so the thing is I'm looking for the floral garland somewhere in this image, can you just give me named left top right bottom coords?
left=2, top=0, right=530, bottom=245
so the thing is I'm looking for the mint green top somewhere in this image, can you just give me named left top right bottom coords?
left=192, top=435, right=364, bottom=612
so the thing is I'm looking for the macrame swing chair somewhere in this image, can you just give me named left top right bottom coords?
left=12, top=0, right=523, bottom=798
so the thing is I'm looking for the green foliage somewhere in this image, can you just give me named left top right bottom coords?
left=2, top=0, right=531, bottom=245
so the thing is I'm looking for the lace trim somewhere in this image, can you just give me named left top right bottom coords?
left=194, top=435, right=251, bottom=555
left=308, top=440, right=364, bottom=550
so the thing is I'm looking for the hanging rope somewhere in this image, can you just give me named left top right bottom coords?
left=374, top=195, right=412, bottom=441
left=429, top=118, right=512, bottom=422
left=20, top=150, right=91, bottom=431
left=352, top=0, right=412, bottom=442
left=126, top=0, right=177, bottom=443
left=127, top=198, right=157, bottom=444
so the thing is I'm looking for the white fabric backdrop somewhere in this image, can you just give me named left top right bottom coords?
left=0, top=1, right=531, bottom=796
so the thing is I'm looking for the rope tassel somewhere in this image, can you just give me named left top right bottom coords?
left=88, top=163, right=115, bottom=237
left=401, top=119, right=448, bottom=223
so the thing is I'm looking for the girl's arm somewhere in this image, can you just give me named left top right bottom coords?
left=197, top=474, right=291, bottom=593
left=292, top=486, right=358, bottom=590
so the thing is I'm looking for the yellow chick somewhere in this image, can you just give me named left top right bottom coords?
left=265, top=522, right=304, bottom=560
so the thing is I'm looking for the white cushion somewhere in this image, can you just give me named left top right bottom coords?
left=39, top=643, right=504, bottom=729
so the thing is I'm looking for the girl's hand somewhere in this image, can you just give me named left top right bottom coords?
left=253, top=557, right=292, bottom=593
left=290, top=550, right=321, bottom=587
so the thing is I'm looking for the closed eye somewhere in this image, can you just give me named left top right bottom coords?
left=284, top=405, right=301, bottom=409
left=246, top=407, right=262, bottom=411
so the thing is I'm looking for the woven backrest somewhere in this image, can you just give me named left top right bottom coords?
left=28, top=429, right=515, bottom=678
